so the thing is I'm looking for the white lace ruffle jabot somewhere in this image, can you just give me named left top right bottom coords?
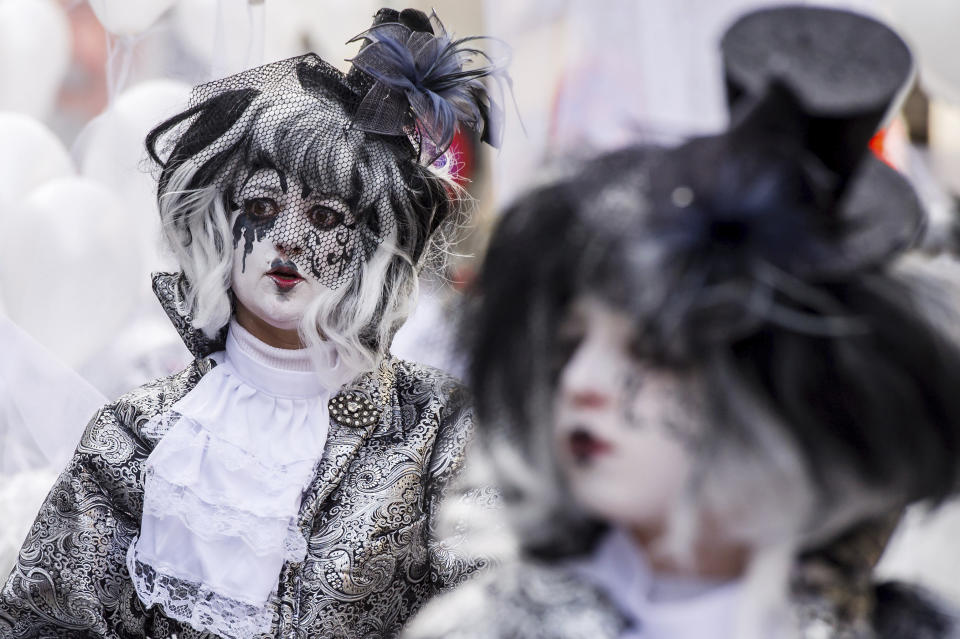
left=127, top=320, right=359, bottom=639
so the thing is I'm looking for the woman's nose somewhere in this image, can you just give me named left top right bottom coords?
left=271, top=211, right=305, bottom=256
left=559, top=341, right=614, bottom=410
left=568, top=390, right=611, bottom=409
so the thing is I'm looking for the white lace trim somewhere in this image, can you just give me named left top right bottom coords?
left=142, top=471, right=307, bottom=562
left=140, top=410, right=180, bottom=440
left=144, top=412, right=316, bottom=498
left=127, top=542, right=275, bottom=639
left=132, top=320, right=362, bottom=636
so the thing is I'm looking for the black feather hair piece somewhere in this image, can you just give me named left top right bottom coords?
left=347, top=10, right=507, bottom=161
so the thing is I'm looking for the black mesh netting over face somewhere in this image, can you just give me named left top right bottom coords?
left=149, top=54, right=419, bottom=290
left=147, top=7, right=505, bottom=292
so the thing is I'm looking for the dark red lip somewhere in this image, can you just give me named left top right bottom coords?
left=569, top=428, right=613, bottom=463
left=266, top=266, right=303, bottom=291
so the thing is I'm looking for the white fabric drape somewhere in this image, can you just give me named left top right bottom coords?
left=0, top=316, right=107, bottom=577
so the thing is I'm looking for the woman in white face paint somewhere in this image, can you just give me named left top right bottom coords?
left=404, top=7, right=960, bottom=639
left=0, top=8, right=507, bottom=639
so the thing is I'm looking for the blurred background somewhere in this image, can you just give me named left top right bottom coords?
left=2, top=0, right=960, bottom=604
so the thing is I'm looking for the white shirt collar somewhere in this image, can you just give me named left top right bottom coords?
left=223, top=319, right=357, bottom=397
left=572, top=527, right=744, bottom=639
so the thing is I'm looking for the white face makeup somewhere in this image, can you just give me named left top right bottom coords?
left=230, top=168, right=357, bottom=330
left=554, top=297, right=700, bottom=534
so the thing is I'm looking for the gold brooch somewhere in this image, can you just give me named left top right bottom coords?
left=328, top=391, right=378, bottom=427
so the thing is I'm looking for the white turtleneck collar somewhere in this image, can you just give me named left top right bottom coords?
left=228, top=319, right=317, bottom=372
left=127, top=319, right=365, bottom=639
left=218, top=319, right=354, bottom=397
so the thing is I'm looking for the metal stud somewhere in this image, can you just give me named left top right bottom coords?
left=328, top=391, right=378, bottom=427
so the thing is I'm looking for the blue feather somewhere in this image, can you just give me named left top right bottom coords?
left=348, top=13, right=506, bottom=155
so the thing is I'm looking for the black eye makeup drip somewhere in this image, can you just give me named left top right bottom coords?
left=232, top=162, right=291, bottom=273
left=232, top=205, right=279, bottom=273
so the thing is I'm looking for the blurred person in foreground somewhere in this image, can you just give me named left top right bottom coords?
left=0, top=8, right=506, bottom=639
left=405, top=6, right=960, bottom=639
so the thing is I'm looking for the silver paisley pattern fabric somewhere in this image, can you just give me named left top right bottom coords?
left=404, top=521, right=960, bottom=639
left=0, top=274, right=485, bottom=639
left=401, top=561, right=627, bottom=639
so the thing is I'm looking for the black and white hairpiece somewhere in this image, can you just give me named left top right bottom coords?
left=144, top=7, right=506, bottom=369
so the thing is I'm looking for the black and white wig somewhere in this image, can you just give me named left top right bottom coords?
left=466, top=82, right=960, bottom=560
left=146, top=8, right=503, bottom=372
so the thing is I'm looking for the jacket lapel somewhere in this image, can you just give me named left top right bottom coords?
left=296, top=356, right=399, bottom=531
left=152, top=271, right=227, bottom=358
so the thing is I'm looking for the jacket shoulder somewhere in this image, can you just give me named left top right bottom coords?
left=402, top=561, right=624, bottom=639
left=110, top=359, right=208, bottom=441
left=391, top=358, right=469, bottom=405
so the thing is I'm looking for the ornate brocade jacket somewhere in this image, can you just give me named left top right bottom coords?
left=0, top=273, right=484, bottom=639
left=403, top=517, right=960, bottom=639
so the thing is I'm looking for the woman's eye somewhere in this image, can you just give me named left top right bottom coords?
left=308, top=206, right=345, bottom=231
left=553, top=330, right=584, bottom=377
left=627, top=335, right=646, bottom=362
left=243, top=198, right=278, bottom=219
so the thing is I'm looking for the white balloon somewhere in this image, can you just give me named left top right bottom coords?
left=0, top=0, right=71, bottom=119
left=880, top=0, right=960, bottom=105
left=0, top=112, right=74, bottom=204
left=88, top=0, right=178, bottom=36
left=262, top=0, right=310, bottom=60
left=299, top=0, right=379, bottom=66
left=0, top=178, right=143, bottom=368
left=78, top=80, right=189, bottom=281
left=173, top=0, right=262, bottom=75
left=260, top=0, right=379, bottom=66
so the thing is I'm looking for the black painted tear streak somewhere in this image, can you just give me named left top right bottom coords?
left=232, top=210, right=278, bottom=272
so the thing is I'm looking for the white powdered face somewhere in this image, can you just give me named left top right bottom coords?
left=554, top=297, right=700, bottom=534
left=230, top=168, right=352, bottom=330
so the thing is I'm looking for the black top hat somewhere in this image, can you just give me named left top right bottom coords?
left=716, top=5, right=923, bottom=273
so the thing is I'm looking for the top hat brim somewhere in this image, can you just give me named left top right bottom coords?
left=830, top=152, right=925, bottom=275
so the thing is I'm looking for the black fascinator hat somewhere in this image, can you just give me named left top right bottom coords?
left=347, top=8, right=505, bottom=156
left=149, top=7, right=504, bottom=176
left=718, top=5, right=923, bottom=275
